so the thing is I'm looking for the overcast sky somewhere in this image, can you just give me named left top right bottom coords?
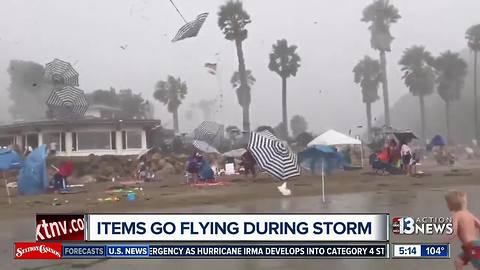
left=0, top=0, right=479, bottom=134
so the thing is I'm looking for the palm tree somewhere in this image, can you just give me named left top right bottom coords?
left=399, top=45, right=436, bottom=142
left=218, top=0, right=252, bottom=132
left=353, top=56, right=381, bottom=140
left=268, top=39, right=301, bottom=136
left=362, top=0, right=400, bottom=127
left=433, top=51, right=468, bottom=143
left=153, top=76, right=187, bottom=133
left=466, top=24, right=480, bottom=141
left=231, top=69, right=256, bottom=89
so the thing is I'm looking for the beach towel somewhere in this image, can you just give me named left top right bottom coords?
left=190, top=180, right=227, bottom=187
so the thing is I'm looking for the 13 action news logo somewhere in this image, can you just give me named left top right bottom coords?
left=15, top=242, right=62, bottom=259
left=392, top=216, right=453, bottom=235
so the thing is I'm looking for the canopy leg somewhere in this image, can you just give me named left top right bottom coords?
left=321, top=159, right=325, bottom=203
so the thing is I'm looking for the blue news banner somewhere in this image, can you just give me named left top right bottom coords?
left=62, top=244, right=389, bottom=259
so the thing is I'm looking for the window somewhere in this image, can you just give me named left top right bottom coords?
left=0, top=136, right=14, bottom=147
left=122, top=131, right=127, bottom=149
left=26, top=133, right=39, bottom=148
left=61, top=133, right=66, bottom=152
left=43, top=132, right=63, bottom=151
left=77, top=131, right=111, bottom=150
left=111, top=132, right=116, bottom=150
left=126, top=130, right=142, bottom=149
left=72, top=132, right=77, bottom=151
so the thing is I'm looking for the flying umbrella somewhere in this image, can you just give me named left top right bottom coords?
left=192, top=140, right=220, bottom=154
left=247, top=130, right=300, bottom=181
left=298, top=145, right=344, bottom=203
left=171, top=12, right=209, bottom=42
left=45, top=58, right=79, bottom=86
left=194, top=121, right=223, bottom=145
left=46, top=86, right=89, bottom=119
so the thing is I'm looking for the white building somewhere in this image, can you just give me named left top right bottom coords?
left=0, top=118, right=161, bottom=156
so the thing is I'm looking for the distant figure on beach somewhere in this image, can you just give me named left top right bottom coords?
left=186, top=152, right=201, bottom=183
left=400, top=141, right=412, bottom=175
left=444, top=190, right=480, bottom=270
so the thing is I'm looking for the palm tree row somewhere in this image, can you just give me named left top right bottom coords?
left=357, top=0, right=478, bottom=144
left=152, top=0, right=478, bottom=145
left=354, top=47, right=468, bottom=144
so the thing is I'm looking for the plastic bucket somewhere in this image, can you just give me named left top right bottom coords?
left=127, top=193, right=136, bottom=201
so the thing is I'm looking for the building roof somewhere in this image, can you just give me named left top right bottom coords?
left=0, top=118, right=161, bottom=134
left=87, top=104, right=122, bottom=111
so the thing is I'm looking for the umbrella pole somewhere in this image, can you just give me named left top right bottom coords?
left=360, top=143, right=364, bottom=168
left=321, top=159, right=325, bottom=203
left=4, top=172, right=11, bottom=205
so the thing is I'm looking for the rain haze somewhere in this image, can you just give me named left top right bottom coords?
left=0, top=0, right=479, bottom=134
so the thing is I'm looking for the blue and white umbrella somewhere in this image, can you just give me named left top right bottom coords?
left=298, top=145, right=344, bottom=202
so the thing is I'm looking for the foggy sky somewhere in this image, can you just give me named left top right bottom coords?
left=0, top=0, right=479, bottom=135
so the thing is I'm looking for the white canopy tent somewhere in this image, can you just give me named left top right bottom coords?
left=307, top=129, right=364, bottom=203
left=308, top=129, right=362, bottom=146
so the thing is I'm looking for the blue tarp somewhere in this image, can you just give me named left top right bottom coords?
left=18, top=145, right=49, bottom=195
left=0, top=148, right=23, bottom=171
left=298, top=145, right=344, bottom=175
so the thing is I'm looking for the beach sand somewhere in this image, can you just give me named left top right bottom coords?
left=1, top=160, right=479, bottom=219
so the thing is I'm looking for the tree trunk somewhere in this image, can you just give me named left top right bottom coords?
left=235, top=39, right=250, bottom=133
left=379, top=50, right=391, bottom=127
left=474, top=51, right=479, bottom=142
left=282, top=76, right=288, bottom=137
left=173, top=109, right=179, bottom=133
left=366, top=102, right=372, bottom=141
left=445, top=101, right=451, bottom=144
left=242, top=104, right=249, bottom=136
left=419, top=95, right=426, bottom=144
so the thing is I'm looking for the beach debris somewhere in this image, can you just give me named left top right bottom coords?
left=52, top=198, right=62, bottom=206
left=277, top=182, right=291, bottom=196
left=127, top=193, right=137, bottom=201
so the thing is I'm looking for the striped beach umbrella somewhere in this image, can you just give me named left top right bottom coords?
left=171, top=12, right=209, bottom=42
left=194, top=121, right=222, bottom=145
left=247, top=130, right=300, bottom=181
left=45, top=58, right=79, bottom=86
left=46, top=86, right=88, bottom=119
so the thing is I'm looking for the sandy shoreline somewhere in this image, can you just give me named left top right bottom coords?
left=1, top=161, right=480, bottom=220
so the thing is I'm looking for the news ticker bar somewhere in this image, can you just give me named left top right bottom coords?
left=19, top=243, right=390, bottom=259
left=392, top=244, right=450, bottom=259
left=36, top=213, right=389, bottom=242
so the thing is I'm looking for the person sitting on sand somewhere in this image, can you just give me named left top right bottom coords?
left=444, top=190, right=480, bottom=270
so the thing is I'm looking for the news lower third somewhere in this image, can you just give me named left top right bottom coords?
left=13, top=213, right=452, bottom=259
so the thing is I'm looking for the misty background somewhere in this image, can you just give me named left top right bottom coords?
left=0, top=0, right=479, bottom=139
